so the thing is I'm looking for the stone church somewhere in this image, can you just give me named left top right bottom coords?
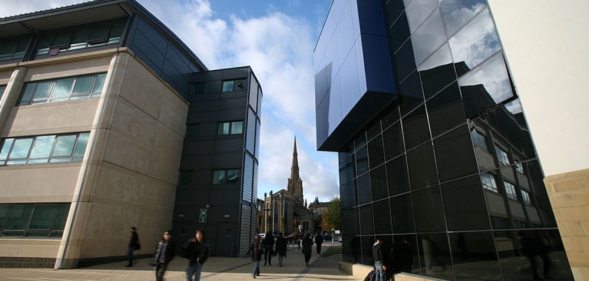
left=257, top=138, right=319, bottom=235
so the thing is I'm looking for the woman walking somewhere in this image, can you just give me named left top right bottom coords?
left=302, top=233, right=313, bottom=266
left=275, top=233, right=288, bottom=266
left=251, top=234, right=263, bottom=278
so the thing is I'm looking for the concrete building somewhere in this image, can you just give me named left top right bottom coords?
left=314, top=0, right=580, bottom=280
left=0, top=0, right=259, bottom=268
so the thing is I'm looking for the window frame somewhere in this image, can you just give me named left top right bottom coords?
left=0, top=132, right=90, bottom=166
left=18, top=73, right=106, bottom=106
left=503, top=181, right=518, bottom=201
left=494, top=144, right=510, bottom=166
left=0, top=203, right=70, bottom=238
left=480, top=172, right=498, bottom=193
left=212, top=168, right=241, bottom=185
left=217, top=121, right=244, bottom=136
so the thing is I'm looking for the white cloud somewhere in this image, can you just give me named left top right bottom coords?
left=0, top=0, right=83, bottom=17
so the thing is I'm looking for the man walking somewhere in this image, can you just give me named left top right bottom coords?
left=154, top=230, right=175, bottom=281
left=314, top=232, right=324, bottom=255
left=183, top=230, right=210, bottom=281
left=262, top=231, right=275, bottom=266
left=373, top=237, right=386, bottom=281
left=250, top=234, right=263, bottom=278
left=126, top=227, right=140, bottom=267
left=275, top=233, right=288, bottom=267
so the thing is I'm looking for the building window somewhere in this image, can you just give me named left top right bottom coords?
left=217, top=121, right=244, bottom=135
left=0, top=132, right=89, bottom=166
left=521, top=190, right=532, bottom=206
left=212, top=169, right=241, bottom=184
left=222, top=79, right=246, bottom=92
left=504, top=181, right=517, bottom=200
left=495, top=145, right=510, bottom=166
left=0, top=85, right=5, bottom=99
left=0, top=203, right=70, bottom=237
left=480, top=173, right=498, bottom=192
left=0, top=35, right=30, bottom=62
left=470, top=129, right=488, bottom=151
left=515, top=161, right=524, bottom=174
left=18, top=73, right=106, bottom=105
left=35, top=19, right=125, bottom=56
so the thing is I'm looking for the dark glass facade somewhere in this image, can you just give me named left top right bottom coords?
left=317, top=0, right=573, bottom=280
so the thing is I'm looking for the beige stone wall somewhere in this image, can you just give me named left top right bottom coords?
left=57, top=51, right=187, bottom=266
left=0, top=239, right=61, bottom=258
left=0, top=164, right=80, bottom=203
left=545, top=168, right=589, bottom=281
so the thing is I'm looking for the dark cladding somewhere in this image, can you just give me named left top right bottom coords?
left=315, top=0, right=573, bottom=280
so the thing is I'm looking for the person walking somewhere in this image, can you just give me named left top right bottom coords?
left=154, top=230, right=175, bottom=281
left=373, top=237, right=386, bottom=281
left=262, top=231, right=275, bottom=266
left=314, top=232, right=324, bottom=255
left=302, top=233, right=313, bottom=266
left=275, top=233, right=288, bottom=267
left=183, top=229, right=210, bottom=281
left=250, top=234, right=263, bottom=278
left=126, top=227, right=140, bottom=267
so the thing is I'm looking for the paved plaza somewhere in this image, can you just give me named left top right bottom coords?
left=0, top=244, right=356, bottom=281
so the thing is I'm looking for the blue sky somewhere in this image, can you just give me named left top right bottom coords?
left=0, top=0, right=339, bottom=202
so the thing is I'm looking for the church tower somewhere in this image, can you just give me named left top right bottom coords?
left=287, top=137, right=304, bottom=204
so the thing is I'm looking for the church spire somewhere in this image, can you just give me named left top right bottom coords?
left=287, top=136, right=304, bottom=204
left=291, top=137, right=300, bottom=181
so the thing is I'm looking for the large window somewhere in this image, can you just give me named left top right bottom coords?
left=495, top=145, right=510, bottom=166
left=36, top=19, right=125, bottom=56
left=0, top=203, right=70, bottom=237
left=0, top=132, right=89, bottom=166
left=521, top=190, right=532, bottom=206
left=470, top=129, right=488, bottom=151
left=217, top=121, right=244, bottom=135
left=504, top=181, right=517, bottom=200
left=18, top=73, right=106, bottom=105
left=0, top=85, right=5, bottom=99
left=0, top=35, right=30, bottom=61
left=222, top=79, right=246, bottom=92
left=480, top=173, right=498, bottom=193
left=212, top=169, right=241, bottom=184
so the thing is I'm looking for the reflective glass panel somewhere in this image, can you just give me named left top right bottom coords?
left=222, top=80, right=234, bottom=92
left=19, top=83, right=36, bottom=105
left=212, top=170, right=225, bottom=184
left=71, top=76, right=94, bottom=98
left=434, top=125, right=478, bottom=181
left=442, top=175, right=490, bottom=231
left=32, top=81, right=53, bottom=104
left=92, top=73, right=106, bottom=95
left=227, top=169, right=240, bottom=183
left=440, top=0, right=487, bottom=37
left=449, top=8, right=501, bottom=75
left=373, top=200, right=392, bottom=234
left=28, top=135, right=55, bottom=162
left=50, top=78, right=74, bottom=101
left=29, top=205, right=58, bottom=229
left=412, top=186, right=446, bottom=232
left=449, top=231, right=501, bottom=281
left=459, top=53, right=513, bottom=118
left=218, top=122, right=230, bottom=135
left=231, top=121, right=243, bottom=134
left=8, top=138, right=33, bottom=159
left=402, top=105, right=430, bottom=149
left=405, top=0, right=438, bottom=33
left=417, top=233, right=453, bottom=279
left=387, top=155, right=410, bottom=195
left=51, top=135, right=76, bottom=157
left=392, top=235, right=420, bottom=274
left=399, top=70, right=423, bottom=115
left=370, top=166, right=388, bottom=200
left=418, top=43, right=456, bottom=98
left=391, top=194, right=415, bottom=234
left=356, top=147, right=369, bottom=175
left=357, top=174, right=372, bottom=205
left=73, top=132, right=89, bottom=161
left=0, top=138, right=14, bottom=162
left=407, top=142, right=438, bottom=189
left=426, top=82, right=465, bottom=137
left=5, top=205, right=33, bottom=230
left=359, top=204, right=374, bottom=235
left=383, top=122, right=404, bottom=160
left=368, top=136, right=385, bottom=169
left=411, top=8, right=447, bottom=65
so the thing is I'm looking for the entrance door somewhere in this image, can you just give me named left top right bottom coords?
left=216, top=223, right=235, bottom=256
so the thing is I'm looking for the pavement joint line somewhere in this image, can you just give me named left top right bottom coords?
left=200, top=260, right=252, bottom=279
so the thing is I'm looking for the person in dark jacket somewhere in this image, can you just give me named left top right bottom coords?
left=275, top=233, right=288, bottom=266
left=302, top=233, right=313, bottom=266
left=183, top=229, right=209, bottom=281
left=262, top=231, right=275, bottom=266
left=154, top=230, right=175, bottom=281
left=250, top=234, right=263, bottom=278
left=373, top=237, right=386, bottom=281
left=126, top=227, right=140, bottom=267
left=314, top=233, right=324, bottom=255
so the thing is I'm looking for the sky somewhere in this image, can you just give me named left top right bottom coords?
left=0, top=0, right=339, bottom=202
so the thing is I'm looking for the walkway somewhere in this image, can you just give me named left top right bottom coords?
left=0, top=244, right=356, bottom=281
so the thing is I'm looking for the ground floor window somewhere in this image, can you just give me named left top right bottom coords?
left=0, top=203, right=70, bottom=238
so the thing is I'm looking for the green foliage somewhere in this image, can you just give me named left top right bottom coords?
left=327, top=197, right=341, bottom=230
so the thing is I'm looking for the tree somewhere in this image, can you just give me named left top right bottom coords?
left=327, top=197, right=341, bottom=230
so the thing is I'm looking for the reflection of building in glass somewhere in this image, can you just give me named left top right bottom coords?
left=314, top=0, right=574, bottom=280
left=0, top=0, right=260, bottom=267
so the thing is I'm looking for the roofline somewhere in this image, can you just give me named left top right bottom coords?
left=0, top=0, right=208, bottom=71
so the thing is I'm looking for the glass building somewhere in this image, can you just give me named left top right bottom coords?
left=314, top=0, right=574, bottom=280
